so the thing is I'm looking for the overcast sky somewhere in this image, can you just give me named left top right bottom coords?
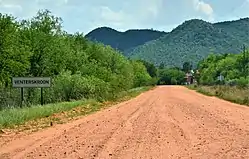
left=0, top=0, right=248, bottom=34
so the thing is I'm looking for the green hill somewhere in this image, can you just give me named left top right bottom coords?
left=214, top=18, right=249, bottom=45
left=126, top=18, right=249, bottom=67
left=85, top=27, right=167, bottom=52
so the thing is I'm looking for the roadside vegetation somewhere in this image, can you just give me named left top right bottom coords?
left=156, top=62, right=192, bottom=85
left=0, top=10, right=156, bottom=109
left=0, top=9, right=248, bottom=130
left=0, top=87, right=151, bottom=130
left=188, top=48, right=249, bottom=105
left=188, top=85, right=249, bottom=105
left=196, top=49, right=249, bottom=87
left=0, top=10, right=156, bottom=129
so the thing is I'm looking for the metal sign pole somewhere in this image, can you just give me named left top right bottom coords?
left=12, top=77, right=51, bottom=106
left=41, top=88, right=44, bottom=105
left=21, top=87, right=24, bottom=108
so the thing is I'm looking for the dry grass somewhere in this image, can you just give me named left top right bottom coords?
left=188, top=85, right=249, bottom=106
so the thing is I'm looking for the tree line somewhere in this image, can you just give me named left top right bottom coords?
left=0, top=10, right=155, bottom=109
left=141, top=48, right=249, bottom=87
left=156, top=49, right=249, bottom=87
left=196, top=47, right=249, bottom=87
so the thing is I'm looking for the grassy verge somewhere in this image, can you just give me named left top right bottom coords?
left=187, top=85, right=249, bottom=106
left=0, top=86, right=152, bottom=131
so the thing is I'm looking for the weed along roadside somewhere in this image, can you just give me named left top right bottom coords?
left=0, top=86, right=152, bottom=133
left=187, top=85, right=249, bottom=106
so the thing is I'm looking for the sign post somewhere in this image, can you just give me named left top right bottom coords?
left=21, top=88, right=24, bottom=108
left=12, top=77, right=51, bottom=107
left=41, top=88, right=44, bottom=105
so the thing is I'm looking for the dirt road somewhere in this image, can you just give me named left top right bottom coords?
left=1, top=86, right=249, bottom=159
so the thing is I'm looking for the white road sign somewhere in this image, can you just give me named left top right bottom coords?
left=12, top=77, right=51, bottom=88
left=217, top=75, right=224, bottom=81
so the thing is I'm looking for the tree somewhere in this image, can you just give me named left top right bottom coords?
left=159, top=63, right=165, bottom=69
left=158, top=68, right=185, bottom=85
left=0, top=13, right=31, bottom=87
left=182, top=62, right=192, bottom=73
left=131, top=61, right=152, bottom=87
left=240, top=45, right=249, bottom=78
left=196, top=49, right=249, bottom=87
left=20, top=9, right=64, bottom=77
left=137, top=60, right=158, bottom=78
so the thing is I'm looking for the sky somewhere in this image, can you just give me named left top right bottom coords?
left=0, top=0, right=249, bottom=34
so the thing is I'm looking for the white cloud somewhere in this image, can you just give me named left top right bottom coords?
left=100, top=6, right=129, bottom=23
left=191, top=0, right=214, bottom=21
left=197, top=2, right=213, bottom=15
left=0, top=0, right=22, bottom=10
left=0, top=0, right=247, bottom=34
left=1, top=4, right=22, bottom=10
left=0, top=0, right=23, bottom=16
left=140, top=0, right=163, bottom=17
left=88, top=0, right=164, bottom=31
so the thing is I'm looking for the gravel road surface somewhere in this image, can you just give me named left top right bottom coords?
left=1, top=86, right=249, bottom=159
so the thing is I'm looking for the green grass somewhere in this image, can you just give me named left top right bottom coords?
left=0, top=86, right=152, bottom=129
left=0, top=100, right=97, bottom=129
left=187, top=85, right=249, bottom=106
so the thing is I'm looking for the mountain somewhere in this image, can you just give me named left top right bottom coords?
left=126, top=18, right=249, bottom=67
left=85, top=27, right=167, bottom=52
left=214, top=18, right=249, bottom=45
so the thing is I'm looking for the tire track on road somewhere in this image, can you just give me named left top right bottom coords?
left=1, top=86, right=249, bottom=159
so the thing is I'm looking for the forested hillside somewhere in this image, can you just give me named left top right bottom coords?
left=85, top=27, right=167, bottom=52
left=126, top=18, right=249, bottom=67
left=0, top=10, right=155, bottom=109
left=214, top=18, right=249, bottom=45
left=86, top=18, right=249, bottom=68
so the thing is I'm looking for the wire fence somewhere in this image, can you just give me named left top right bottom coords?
left=0, top=87, right=49, bottom=110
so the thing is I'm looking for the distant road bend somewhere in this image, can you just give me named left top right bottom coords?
left=1, top=86, right=249, bottom=159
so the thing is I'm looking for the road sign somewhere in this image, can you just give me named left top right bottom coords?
left=12, top=77, right=51, bottom=88
left=12, top=77, right=51, bottom=106
left=217, top=75, right=224, bottom=81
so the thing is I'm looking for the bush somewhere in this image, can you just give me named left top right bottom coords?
left=148, top=77, right=159, bottom=86
left=0, top=10, right=154, bottom=108
left=158, top=68, right=185, bottom=85
left=225, top=78, right=249, bottom=88
left=131, top=61, right=152, bottom=87
left=226, top=79, right=237, bottom=86
left=45, top=71, right=112, bottom=102
left=171, top=78, right=177, bottom=85
left=236, top=77, right=249, bottom=88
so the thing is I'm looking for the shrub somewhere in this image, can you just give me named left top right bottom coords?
left=236, top=77, right=249, bottom=88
